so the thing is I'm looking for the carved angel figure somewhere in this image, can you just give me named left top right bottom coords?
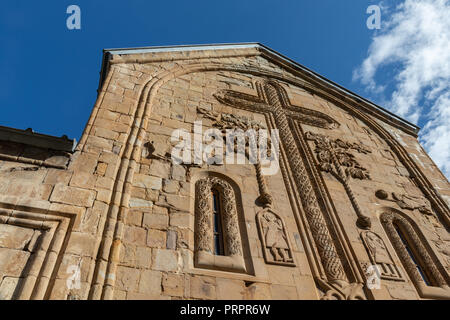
left=392, top=193, right=433, bottom=215
left=361, top=230, right=404, bottom=280
left=364, top=231, right=392, bottom=265
left=261, top=211, right=290, bottom=262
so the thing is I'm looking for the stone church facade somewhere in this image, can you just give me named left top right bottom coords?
left=0, top=43, right=449, bottom=300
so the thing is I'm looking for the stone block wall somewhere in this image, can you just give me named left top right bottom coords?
left=0, top=45, right=449, bottom=300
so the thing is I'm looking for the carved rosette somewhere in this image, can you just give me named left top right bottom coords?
left=381, top=211, right=447, bottom=287
left=194, top=176, right=243, bottom=256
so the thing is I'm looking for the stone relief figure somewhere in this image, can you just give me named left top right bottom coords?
left=361, top=230, right=404, bottom=281
left=257, top=208, right=295, bottom=266
left=375, top=189, right=433, bottom=216
left=306, top=131, right=372, bottom=229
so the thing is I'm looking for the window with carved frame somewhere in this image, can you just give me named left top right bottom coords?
left=381, top=209, right=450, bottom=299
left=194, top=175, right=246, bottom=273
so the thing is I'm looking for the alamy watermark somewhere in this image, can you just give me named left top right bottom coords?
left=66, top=5, right=81, bottom=30
left=171, top=121, right=280, bottom=176
left=366, top=264, right=381, bottom=290
left=366, top=5, right=381, bottom=30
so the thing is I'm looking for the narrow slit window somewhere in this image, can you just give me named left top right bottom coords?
left=212, top=189, right=225, bottom=256
left=394, top=224, right=431, bottom=286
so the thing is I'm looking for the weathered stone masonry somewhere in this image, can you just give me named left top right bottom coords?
left=0, top=43, right=449, bottom=300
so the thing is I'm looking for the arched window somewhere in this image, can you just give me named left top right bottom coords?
left=194, top=175, right=246, bottom=273
left=381, top=209, right=450, bottom=299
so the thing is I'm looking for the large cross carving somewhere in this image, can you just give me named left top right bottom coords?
left=214, top=80, right=339, bottom=130
left=214, top=80, right=351, bottom=283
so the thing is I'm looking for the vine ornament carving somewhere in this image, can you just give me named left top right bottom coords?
left=305, top=131, right=372, bottom=229
left=213, top=80, right=369, bottom=299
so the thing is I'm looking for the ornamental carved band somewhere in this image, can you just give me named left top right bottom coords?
left=194, top=176, right=243, bottom=256
left=380, top=211, right=447, bottom=288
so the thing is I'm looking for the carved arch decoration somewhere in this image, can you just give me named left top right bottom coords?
left=82, top=56, right=449, bottom=300
left=0, top=204, right=76, bottom=300
left=380, top=208, right=450, bottom=299
left=360, top=230, right=404, bottom=281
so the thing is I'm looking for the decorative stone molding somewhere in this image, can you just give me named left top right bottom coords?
left=196, top=105, right=273, bottom=206
left=360, top=230, right=404, bottom=281
left=0, top=202, right=75, bottom=300
left=305, top=131, right=372, bottom=229
left=316, top=278, right=366, bottom=300
left=380, top=209, right=450, bottom=299
left=197, top=106, right=295, bottom=268
left=214, top=81, right=340, bottom=130
left=194, top=175, right=246, bottom=273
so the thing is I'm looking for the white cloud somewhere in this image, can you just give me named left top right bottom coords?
left=354, top=0, right=450, bottom=178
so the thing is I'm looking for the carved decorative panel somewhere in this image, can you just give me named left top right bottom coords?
left=215, top=80, right=348, bottom=283
left=195, top=176, right=242, bottom=256
left=375, top=189, right=433, bottom=215
left=381, top=209, right=450, bottom=299
left=305, top=131, right=372, bottom=229
left=194, top=175, right=246, bottom=273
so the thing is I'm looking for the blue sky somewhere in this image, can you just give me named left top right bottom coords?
left=1, top=0, right=448, bottom=177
